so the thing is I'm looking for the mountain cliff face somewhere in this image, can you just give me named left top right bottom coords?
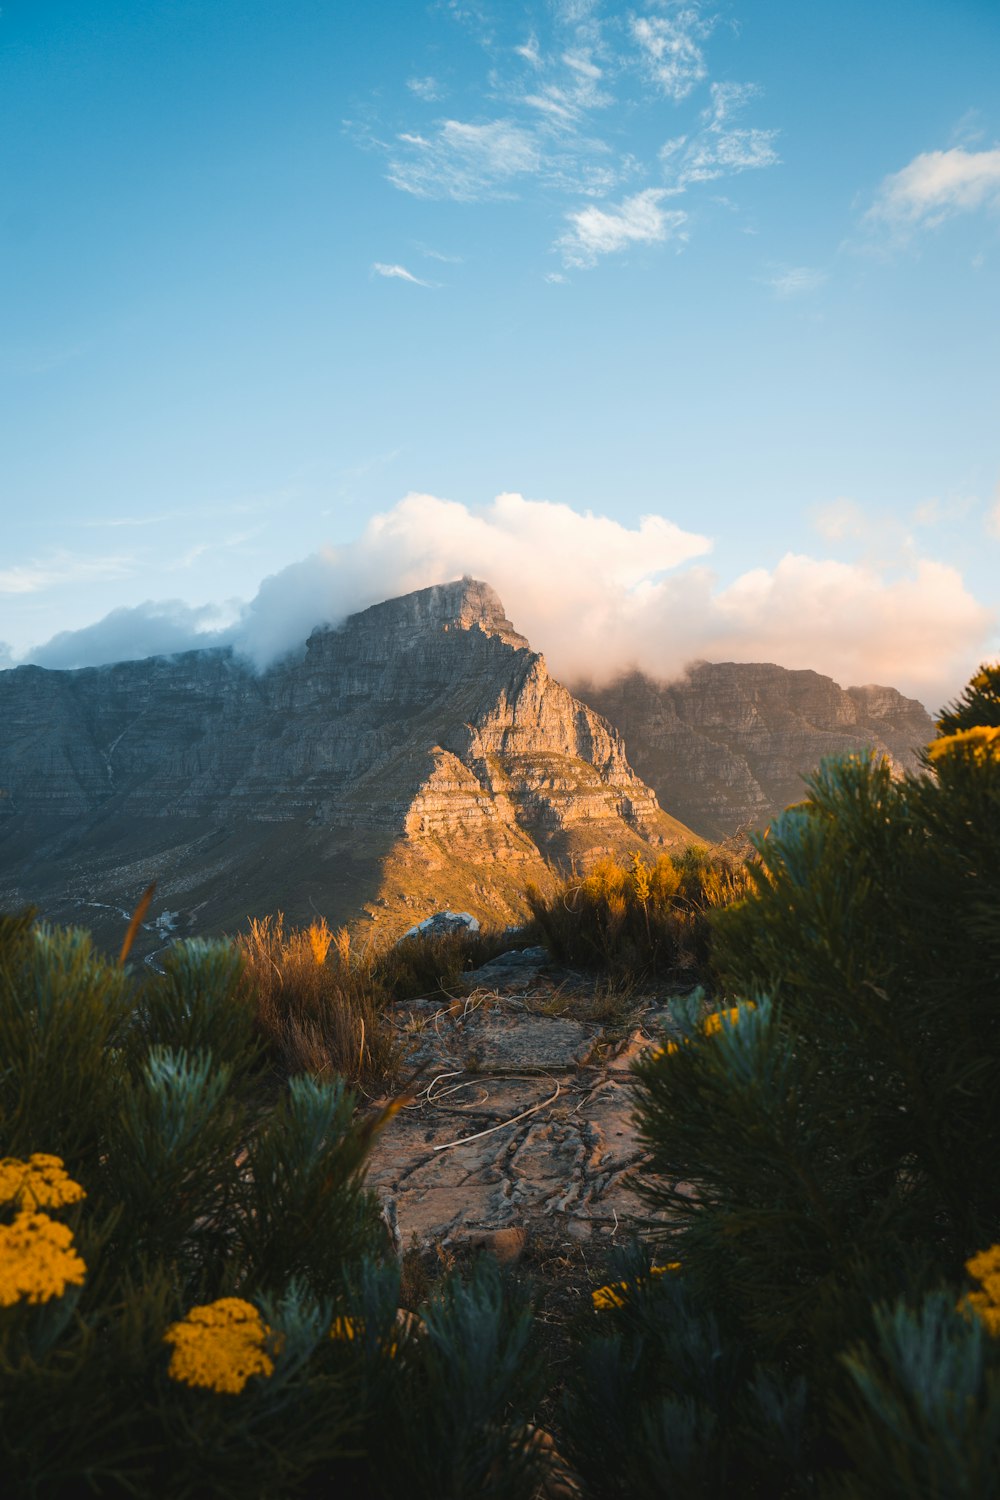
left=0, top=580, right=692, bottom=953
left=576, top=662, right=936, bottom=842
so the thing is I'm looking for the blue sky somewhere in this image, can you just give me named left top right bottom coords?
left=1, top=0, right=999, bottom=707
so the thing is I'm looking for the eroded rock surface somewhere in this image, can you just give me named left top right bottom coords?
left=366, top=966, right=677, bottom=1252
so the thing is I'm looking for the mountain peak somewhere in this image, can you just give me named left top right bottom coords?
left=311, top=578, right=530, bottom=651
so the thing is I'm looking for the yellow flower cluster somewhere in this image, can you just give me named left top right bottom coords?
left=329, top=1314, right=401, bottom=1357
left=0, top=1153, right=86, bottom=1211
left=927, top=725, right=1000, bottom=765
left=652, top=1003, right=755, bottom=1060
left=591, top=1262, right=681, bottom=1311
left=164, top=1298, right=278, bottom=1394
left=0, top=1211, right=88, bottom=1306
left=960, top=1243, right=1000, bottom=1337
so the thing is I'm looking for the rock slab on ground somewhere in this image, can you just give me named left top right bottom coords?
left=365, top=965, right=674, bottom=1252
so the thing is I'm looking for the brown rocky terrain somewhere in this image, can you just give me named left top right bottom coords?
left=0, top=579, right=692, bottom=956
left=577, top=662, right=936, bottom=841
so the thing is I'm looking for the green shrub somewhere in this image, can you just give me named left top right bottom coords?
left=576, top=685, right=1000, bottom=1491
left=0, top=918, right=544, bottom=1497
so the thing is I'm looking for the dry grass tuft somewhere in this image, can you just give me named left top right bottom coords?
left=238, top=916, right=515, bottom=1090
left=525, top=845, right=754, bottom=983
left=239, top=913, right=401, bottom=1090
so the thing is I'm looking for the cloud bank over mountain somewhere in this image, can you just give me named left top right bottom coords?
left=24, top=492, right=994, bottom=711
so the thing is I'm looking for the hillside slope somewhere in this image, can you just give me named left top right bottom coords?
left=578, top=662, right=935, bottom=841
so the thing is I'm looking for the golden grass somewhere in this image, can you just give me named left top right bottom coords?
left=239, top=914, right=401, bottom=1091
left=525, top=846, right=754, bottom=981
left=238, top=915, right=515, bottom=1090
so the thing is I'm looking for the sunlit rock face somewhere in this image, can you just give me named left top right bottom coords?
left=0, top=579, right=691, bottom=953
left=576, top=662, right=936, bottom=842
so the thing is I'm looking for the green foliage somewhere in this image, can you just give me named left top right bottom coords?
left=831, top=1293, right=1000, bottom=1499
left=525, top=845, right=752, bottom=979
left=560, top=1242, right=808, bottom=1498
left=133, top=939, right=260, bottom=1075
left=236, top=1075, right=383, bottom=1296
left=599, top=683, right=1000, bottom=1490
left=0, top=916, right=543, bottom=1497
left=0, top=918, right=133, bottom=1164
left=936, top=660, right=1000, bottom=734
left=364, top=1256, right=545, bottom=1500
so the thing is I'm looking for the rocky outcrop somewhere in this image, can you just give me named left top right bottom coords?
left=577, top=663, right=936, bottom=842
left=0, top=580, right=692, bottom=953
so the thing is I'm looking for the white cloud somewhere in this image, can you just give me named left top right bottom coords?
left=630, top=10, right=711, bottom=101
left=388, top=119, right=541, bottom=200
left=867, top=146, right=1000, bottom=232
left=661, top=81, right=780, bottom=186
left=371, top=262, right=435, bottom=287
left=515, top=33, right=542, bottom=67
left=764, top=265, right=827, bottom=297
left=407, top=76, right=441, bottom=101
left=558, top=188, right=687, bottom=266
left=30, top=600, right=241, bottom=671
left=21, top=493, right=993, bottom=707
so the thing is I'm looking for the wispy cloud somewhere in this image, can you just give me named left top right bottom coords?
left=866, top=146, right=1000, bottom=234
left=0, top=551, right=134, bottom=596
left=407, top=76, right=442, bottom=101
left=365, top=1, right=778, bottom=270
left=661, top=82, right=780, bottom=186
left=763, top=264, right=827, bottom=298
left=558, top=187, right=687, bottom=266
left=371, top=261, right=436, bottom=287
left=417, top=244, right=464, bottom=263
left=388, top=120, right=541, bottom=200
left=630, top=8, right=713, bottom=101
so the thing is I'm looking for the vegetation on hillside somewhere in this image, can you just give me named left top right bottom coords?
left=239, top=913, right=518, bottom=1089
left=2, top=663, right=999, bottom=1495
left=525, top=844, right=753, bottom=981
left=559, top=673, right=1000, bottom=1496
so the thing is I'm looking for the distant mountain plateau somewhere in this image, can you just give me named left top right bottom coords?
left=0, top=579, right=935, bottom=957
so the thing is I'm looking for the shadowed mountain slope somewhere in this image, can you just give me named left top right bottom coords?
left=576, top=662, right=936, bottom=842
left=0, top=580, right=694, bottom=955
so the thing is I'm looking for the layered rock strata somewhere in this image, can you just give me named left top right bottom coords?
left=578, top=663, right=936, bottom=842
left=0, top=580, right=691, bottom=952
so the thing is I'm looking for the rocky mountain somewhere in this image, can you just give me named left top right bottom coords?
left=0, top=580, right=693, bottom=956
left=576, top=663, right=936, bottom=842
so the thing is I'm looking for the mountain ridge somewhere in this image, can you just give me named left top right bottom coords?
left=0, top=578, right=692, bottom=954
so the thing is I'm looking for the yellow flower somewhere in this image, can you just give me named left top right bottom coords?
left=329, top=1314, right=400, bottom=1357
left=927, top=726, right=1000, bottom=765
left=650, top=1003, right=755, bottom=1060
left=0, top=1154, right=86, bottom=1211
left=164, top=1298, right=277, bottom=1394
left=591, top=1263, right=681, bottom=1310
left=959, top=1243, right=1000, bottom=1337
left=0, top=1211, right=87, bottom=1306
